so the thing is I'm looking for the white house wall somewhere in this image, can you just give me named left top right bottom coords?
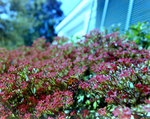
left=56, top=0, right=150, bottom=39
left=55, top=0, right=98, bottom=38
left=61, top=12, right=85, bottom=36
left=86, top=0, right=98, bottom=33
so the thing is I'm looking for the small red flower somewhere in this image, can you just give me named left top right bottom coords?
left=97, top=107, right=106, bottom=115
left=70, top=110, right=75, bottom=116
left=145, top=99, right=150, bottom=104
left=82, top=110, right=89, bottom=118
left=134, top=83, right=143, bottom=89
left=141, top=67, right=148, bottom=73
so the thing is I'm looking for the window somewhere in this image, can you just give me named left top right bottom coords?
left=130, top=0, right=150, bottom=25
left=104, top=0, right=129, bottom=32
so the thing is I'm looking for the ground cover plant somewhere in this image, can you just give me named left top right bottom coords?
left=0, top=29, right=150, bottom=119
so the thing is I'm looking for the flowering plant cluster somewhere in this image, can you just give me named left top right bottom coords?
left=0, top=29, right=150, bottom=119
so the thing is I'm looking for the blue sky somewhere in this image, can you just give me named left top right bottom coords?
left=59, top=0, right=81, bottom=16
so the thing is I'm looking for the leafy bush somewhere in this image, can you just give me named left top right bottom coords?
left=125, top=21, right=150, bottom=49
left=0, top=30, right=150, bottom=119
left=104, top=21, right=150, bottom=49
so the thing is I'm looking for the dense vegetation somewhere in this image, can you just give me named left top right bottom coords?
left=0, top=29, right=150, bottom=119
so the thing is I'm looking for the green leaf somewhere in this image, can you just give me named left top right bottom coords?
left=33, top=87, right=36, bottom=94
left=134, top=39, right=140, bottom=44
left=25, top=74, right=29, bottom=81
left=85, top=100, right=91, bottom=105
left=130, top=82, right=134, bottom=88
left=145, top=34, right=150, bottom=39
left=93, top=101, right=97, bottom=109
left=76, top=36, right=80, bottom=39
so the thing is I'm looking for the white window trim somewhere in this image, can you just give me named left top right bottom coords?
left=100, top=0, right=109, bottom=31
left=55, top=0, right=92, bottom=33
left=125, top=0, right=134, bottom=30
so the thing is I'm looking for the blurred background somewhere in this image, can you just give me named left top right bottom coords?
left=56, top=0, right=150, bottom=49
left=0, top=0, right=64, bottom=50
left=56, top=0, right=150, bottom=37
left=1, top=0, right=150, bottom=50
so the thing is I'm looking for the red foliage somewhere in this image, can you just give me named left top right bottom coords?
left=0, top=31, right=149, bottom=118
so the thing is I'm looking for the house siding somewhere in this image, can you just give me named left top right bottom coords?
left=56, top=0, right=150, bottom=38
